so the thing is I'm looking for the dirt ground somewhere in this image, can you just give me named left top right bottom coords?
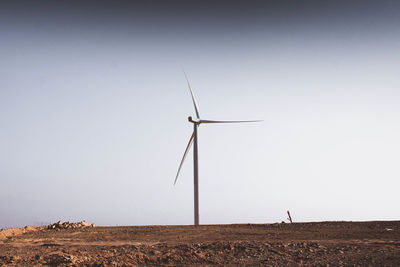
left=1, top=221, right=399, bottom=266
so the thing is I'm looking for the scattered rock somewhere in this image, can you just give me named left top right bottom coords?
left=44, top=253, right=74, bottom=265
left=47, top=220, right=95, bottom=230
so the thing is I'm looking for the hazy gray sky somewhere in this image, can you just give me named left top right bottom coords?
left=1, top=0, right=400, bottom=228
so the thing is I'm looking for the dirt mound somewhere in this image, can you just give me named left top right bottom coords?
left=0, top=220, right=95, bottom=241
left=0, top=226, right=41, bottom=241
left=47, top=220, right=95, bottom=230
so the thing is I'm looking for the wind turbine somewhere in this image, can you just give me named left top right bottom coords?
left=174, top=72, right=261, bottom=226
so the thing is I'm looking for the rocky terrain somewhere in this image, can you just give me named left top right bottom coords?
left=47, top=221, right=95, bottom=230
left=0, top=221, right=399, bottom=266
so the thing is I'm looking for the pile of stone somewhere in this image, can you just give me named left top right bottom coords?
left=47, top=220, right=95, bottom=230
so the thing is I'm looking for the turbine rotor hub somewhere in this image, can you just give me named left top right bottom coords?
left=188, top=116, right=200, bottom=124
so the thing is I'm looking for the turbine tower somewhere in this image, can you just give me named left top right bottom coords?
left=174, top=72, right=261, bottom=226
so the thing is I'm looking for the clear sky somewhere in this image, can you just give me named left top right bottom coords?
left=1, top=0, right=400, bottom=228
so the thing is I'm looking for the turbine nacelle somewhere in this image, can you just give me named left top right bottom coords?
left=188, top=116, right=200, bottom=124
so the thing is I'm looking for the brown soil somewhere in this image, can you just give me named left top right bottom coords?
left=1, top=221, right=399, bottom=266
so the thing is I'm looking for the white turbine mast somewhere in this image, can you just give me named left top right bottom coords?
left=174, top=71, right=262, bottom=226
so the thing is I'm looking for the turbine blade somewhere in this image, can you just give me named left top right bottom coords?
left=199, top=119, right=263, bottom=124
left=183, top=70, right=201, bottom=119
left=174, top=131, right=195, bottom=185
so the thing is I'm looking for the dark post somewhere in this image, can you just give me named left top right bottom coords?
left=287, top=210, right=293, bottom=223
